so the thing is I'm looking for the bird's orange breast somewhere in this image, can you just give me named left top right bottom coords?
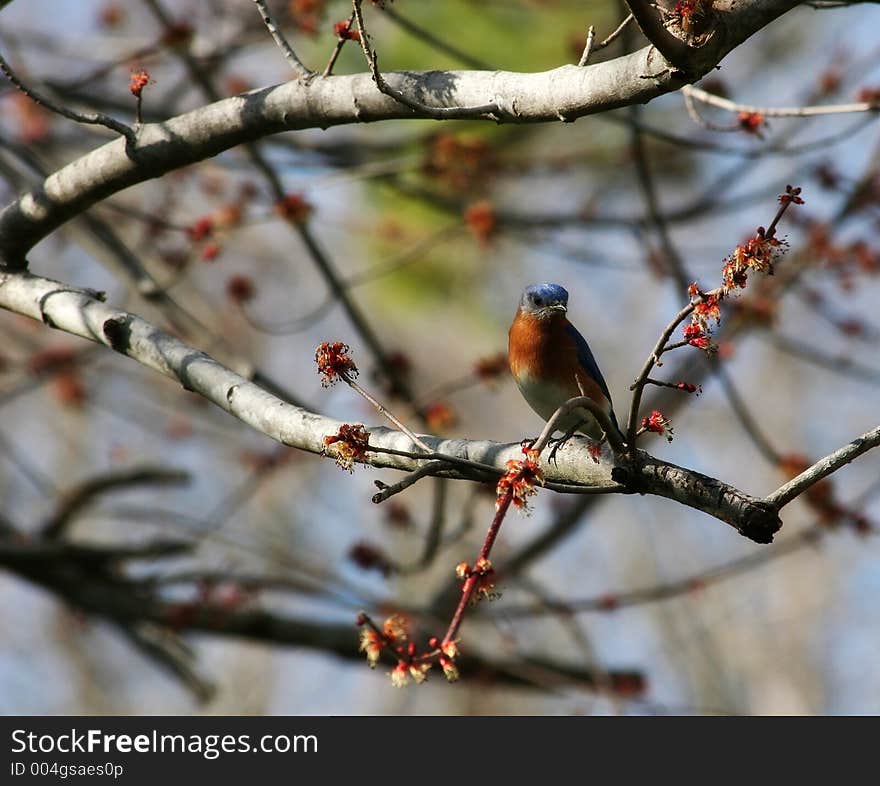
left=508, top=309, right=610, bottom=409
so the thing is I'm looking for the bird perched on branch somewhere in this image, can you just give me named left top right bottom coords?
left=508, top=282, right=622, bottom=446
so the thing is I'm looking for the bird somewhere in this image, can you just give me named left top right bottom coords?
left=508, top=282, right=622, bottom=446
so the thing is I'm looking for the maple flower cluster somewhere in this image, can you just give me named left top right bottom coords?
left=274, top=193, right=313, bottom=224
left=315, top=341, right=358, bottom=386
left=456, top=557, right=497, bottom=604
left=673, top=0, right=714, bottom=34
left=495, top=446, right=544, bottom=512
left=357, top=613, right=460, bottom=687
left=474, top=352, right=509, bottom=385
left=688, top=284, right=721, bottom=330
left=641, top=410, right=674, bottom=442
left=129, top=69, right=151, bottom=97
left=322, top=423, right=370, bottom=471
left=333, top=19, right=360, bottom=41
left=423, top=133, right=495, bottom=192
left=683, top=186, right=804, bottom=351
left=721, top=227, right=786, bottom=294
left=682, top=322, right=712, bottom=351
left=738, top=112, right=766, bottom=136
left=464, top=201, right=497, bottom=244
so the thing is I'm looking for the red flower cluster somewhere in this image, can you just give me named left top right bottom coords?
left=807, top=222, right=879, bottom=289
left=673, top=0, right=713, bottom=33
left=187, top=216, right=214, bottom=242
left=333, top=19, right=360, bottom=41
left=738, top=111, right=765, bottom=136
left=129, top=69, right=151, bottom=98
left=289, top=0, right=326, bottom=35
left=383, top=501, right=412, bottom=530
left=456, top=557, right=497, bottom=603
left=348, top=541, right=393, bottom=576
left=464, top=200, right=497, bottom=244
left=857, top=86, right=880, bottom=105
left=688, top=285, right=722, bottom=330
left=274, top=193, right=313, bottom=224
left=779, top=184, right=805, bottom=206
left=496, top=446, right=544, bottom=511
left=322, top=423, right=370, bottom=471
left=226, top=274, right=256, bottom=304
left=640, top=410, right=674, bottom=442
left=160, top=22, right=194, bottom=48
left=98, top=2, right=125, bottom=28
left=200, top=242, right=221, bottom=261
left=474, top=352, right=508, bottom=384
left=315, top=341, right=358, bottom=386
left=721, top=227, right=785, bottom=294
left=422, top=133, right=495, bottom=192
left=27, top=345, right=78, bottom=376
left=422, top=400, right=457, bottom=431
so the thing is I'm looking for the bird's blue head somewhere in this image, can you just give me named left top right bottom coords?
left=519, top=283, right=569, bottom=318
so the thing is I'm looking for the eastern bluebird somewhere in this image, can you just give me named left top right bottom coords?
left=508, top=283, right=622, bottom=444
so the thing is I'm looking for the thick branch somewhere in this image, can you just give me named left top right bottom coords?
left=617, top=452, right=780, bottom=542
left=0, top=269, right=785, bottom=541
left=0, top=0, right=804, bottom=266
left=0, top=533, right=641, bottom=693
left=624, top=0, right=698, bottom=73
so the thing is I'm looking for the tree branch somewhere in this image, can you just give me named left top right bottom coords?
left=682, top=83, right=880, bottom=118
left=0, top=526, right=643, bottom=693
left=41, top=466, right=190, bottom=539
left=766, top=425, right=880, bottom=509
left=0, top=268, right=784, bottom=542
left=0, top=0, right=806, bottom=267
left=252, top=0, right=313, bottom=80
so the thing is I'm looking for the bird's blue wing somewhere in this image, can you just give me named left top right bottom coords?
left=565, top=321, right=621, bottom=431
left=565, top=322, right=611, bottom=401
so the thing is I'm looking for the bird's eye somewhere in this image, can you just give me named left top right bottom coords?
left=533, top=296, right=543, bottom=306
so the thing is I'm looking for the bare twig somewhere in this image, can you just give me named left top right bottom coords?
left=683, top=86, right=740, bottom=132
left=371, top=461, right=451, bottom=503
left=252, top=0, right=312, bottom=79
left=352, top=0, right=501, bottom=120
left=629, top=107, right=692, bottom=289
left=42, top=466, right=190, bottom=539
left=115, top=622, right=214, bottom=702
left=578, top=26, right=597, bottom=67
left=766, top=425, right=880, bottom=509
left=580, top=14, right=636, bottom=66
left=341, top=370, right=432, bottom=453
left=626, top=301, right=698, bottom=445
left=683, top=84, right=880, bottom=118
left=323, top=10, right=357, bottom=77
left=0, top=51, right=136, bottom=144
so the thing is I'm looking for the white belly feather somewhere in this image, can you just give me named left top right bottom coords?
left=513, top=373, right=603, bottom=439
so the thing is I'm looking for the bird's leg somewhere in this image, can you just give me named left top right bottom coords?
left=547, top=419, right=588, bottom=466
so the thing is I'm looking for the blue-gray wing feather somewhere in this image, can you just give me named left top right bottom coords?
left=564, top=321, right=621, bottom=432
